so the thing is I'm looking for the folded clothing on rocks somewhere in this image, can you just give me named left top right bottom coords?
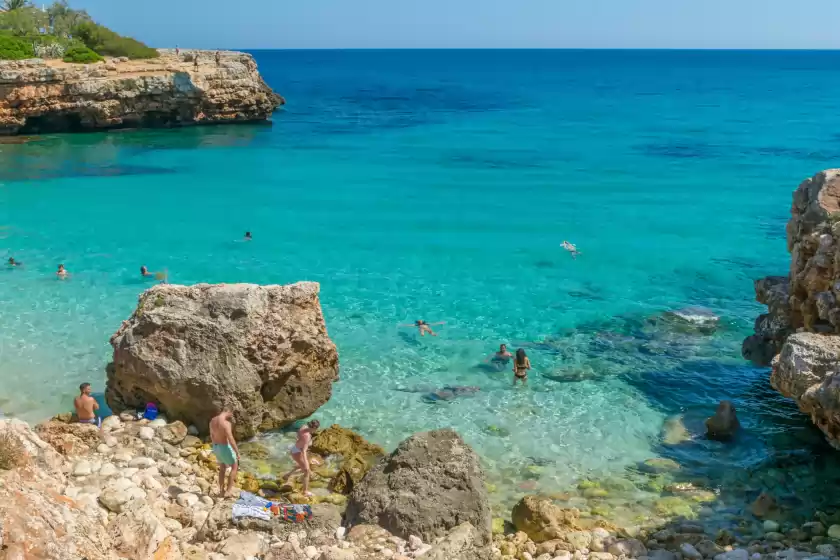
left=231, top=491, right=312, bottom=523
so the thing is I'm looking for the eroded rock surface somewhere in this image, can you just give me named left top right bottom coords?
left=106, top=282, right=339, bottom=439
left=0, top=50, right=282, bottom=135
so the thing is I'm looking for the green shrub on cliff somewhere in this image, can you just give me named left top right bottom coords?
left=72, top=20, right=158, bottom=59
left=0, top=34, right=34, bottom=59
left=63, top=45, right=101, bottom=63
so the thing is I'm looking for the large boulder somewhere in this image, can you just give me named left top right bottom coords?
left=35, top=420, right=102, bottom=456
left=345, top=429, right=492, bottom=545
left=105, top=282, right=339, bottom=439
left=311, top=424, right=385, bottom=494
left=771, top=332, right=840, bottom=447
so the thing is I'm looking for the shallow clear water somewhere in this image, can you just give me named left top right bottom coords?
left=4, top=49, right=840, bottom=522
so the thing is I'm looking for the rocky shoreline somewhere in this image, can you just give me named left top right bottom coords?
left=0, top=49, right=283, bottom=135
left=743, top=169, right=840, bottom=448
left=3, top=413, right=840, bottom=560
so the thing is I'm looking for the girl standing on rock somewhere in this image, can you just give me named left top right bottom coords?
left=282, top=420, right=320, bottom=497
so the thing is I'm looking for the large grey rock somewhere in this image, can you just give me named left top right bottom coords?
left=345, top=429, right=492, bottom=545
left=771, top=332, right=840, bottom=447
left=106, top=282, right=339, bottom=439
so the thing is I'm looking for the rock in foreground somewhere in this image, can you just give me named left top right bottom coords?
left=771, top=332, right=840, bottom=447
left=0, top=50, right=283, bottom=135
left=106, top=282, right=339, bottom=439
left=345, top=429, right=492, bottom=546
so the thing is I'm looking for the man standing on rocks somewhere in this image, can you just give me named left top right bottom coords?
left=209, top=410, right=239, bottom=497
left=74, top=383, right=100, bottom=427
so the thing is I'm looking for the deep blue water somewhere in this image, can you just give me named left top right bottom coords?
left=3, top=50, right=840, bottom=523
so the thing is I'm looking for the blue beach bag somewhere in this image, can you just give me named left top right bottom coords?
left=143, top=402, right=159, bottom=421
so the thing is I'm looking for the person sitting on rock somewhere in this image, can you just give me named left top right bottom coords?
left=74, top=383, right=100, bottom=427
left=400, top=320, right=444, bottom=337
left=282, top=420, right=320, bottom=497
left=209, top=410, right=240, bottom=497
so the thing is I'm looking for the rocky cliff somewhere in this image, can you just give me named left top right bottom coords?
left=106, top=282, right=339, bottom=439
left=0, top=49, right=283, bottom=135
left=744, top=169, right=840, bottom=447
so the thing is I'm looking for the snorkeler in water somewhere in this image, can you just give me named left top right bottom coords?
left=400, top=320, right=445, bottom=337
left=562, top=240, right=580, bottom=259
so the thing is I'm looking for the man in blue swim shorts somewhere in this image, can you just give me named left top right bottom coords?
left=209, top=410, right=240, bottom=497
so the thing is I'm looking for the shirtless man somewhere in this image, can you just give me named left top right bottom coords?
left=486, top=343, right=513, bottom=371
left=140, top=265, right=153, bottom=277
left=209, top=411, right=240, bottom=497
left=400, top=320, right=445, bottom=337
left=56, top=264, right=68, bottom=279
left=74, top=383, right=100, bottom=427
left=282, top=420, right=320, bottom=496
left=7, top=257, right=21, bottom=267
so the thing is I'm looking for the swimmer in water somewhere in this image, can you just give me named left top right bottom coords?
left=244, top=231, right=252, bottom=241
left=56, top=264, right=68, bottom=279
left=562, top=240, right=580, bottom=259
left=489, top=343, right=513, bottom=364
left=140, top=265, right=153, bottom=278
left=7, top=257, right=21, bottom=267
left=400, top=320, right=445, bottom=337
left=513, top=348, right=531, bottom=385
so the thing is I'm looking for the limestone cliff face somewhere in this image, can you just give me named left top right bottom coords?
left=745, top=169, right=840, bottom=447
left=0, top=49, right=283, bottom=135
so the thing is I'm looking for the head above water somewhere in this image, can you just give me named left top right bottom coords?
left=8, top=257, right=14, bottom=265
left=79, top=382, right=91, bottom=395
left=515, top=348, right=527, bottom=363
left=244, top=231, right=252, bottom=239
left=307, top=419, right=320, bottom=431
left=140, top=265, right=148, bottom=275
left=58, top=264, right=65, bottom=271
left=499, top=343, right=507, bottom=352
left=415, top=320, right=426, bottom=326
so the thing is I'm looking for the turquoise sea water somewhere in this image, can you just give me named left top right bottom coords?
left=4, top=49, right=840, bottom=522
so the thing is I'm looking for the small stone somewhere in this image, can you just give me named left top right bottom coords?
left=160, top=463, right=182, bottom=477
left=750, top=492, right=776, bottom=518
left=139, top=427, right=155, bottom=440
left=101, top=415, right=122, bottom=431
left=304, top=545, right=319, bottom=559
left=187, top=424, right=200, bottom=436
left=828, top=525, right=840, bottom=540
left=335, top=527, right=346, bottom=541
left=177, top=492, right=199, bottom=508
left=381, top=550, right=394, bottom=558
left=763, top=520, right=780, bottom=533
left=96, top=443, right=111, bottom=454
left=99, top=463, right=118, bottom=477
left=713, top=549, right=749, bottom=560
left=552, top=553, right=572, bottom=560
left=648, top=551, right=677, bottom=560
left=150, top=418, right=167, bottom=427
left=705, top=400, right=740, bottom=440
left=764, top=532, right=784, bottom=542
left=104, top=435, right=118, bottom=447
left=200, top=495, right=214, bottom=507
left=72, top=460, right=92, bottom=476
left=119, top=411, right=136, bottom=422
left=816, top=544, right=837, bottom=556
left=129, top=457, right=155, bottom=469
left=681, top=543, right=702, bottom=560
left=803, top=522, right=826, bottom=536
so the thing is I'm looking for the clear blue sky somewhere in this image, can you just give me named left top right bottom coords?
left=69, top=0, right=840, bottom=50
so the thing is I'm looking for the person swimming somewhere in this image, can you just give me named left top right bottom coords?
left=490, top=344, right=513, bottom=363
left=140, top=265, right=153, bottom=277
left=7, top=257, right=20, bottom=267
left=56, top=264, right=68, bottom=279
left=513, top=348, right=531, bottom=385
left=244, top=231, right=252, bottom=241
left=400, top=320, right=445, bottom=337
left=562, top=240, right=580, bottom=259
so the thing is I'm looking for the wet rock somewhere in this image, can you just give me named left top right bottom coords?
left=346, top=429, right=491, bottom=545
left=705, top=401, right=740, bottom=441
left=763, top=520, right=780, bottom=533
left=511, top=495, right=582, bottom=543
left=102, top=415, right=122, bottom=431
left=826, top=524, right=840, bottom=539
left=680, top=543, right=703, bottom=560
left=713, top=550, right=749, bottom=560
left=663, top=307, right=720, bottom=333
left=661, top=415, right=691, bottom=445
left=106, top=282, right=339, bottom=439
left=648, top=551, right=677, bottom=560
left=640, top=457, right=681, bottom=473
left=750, top=492, right=777, bottom=518
left=415, top=523, right=486, bottom=560
left=139, top=427, right=155, bottom=440
left=607, top=539, right=646, bottom=558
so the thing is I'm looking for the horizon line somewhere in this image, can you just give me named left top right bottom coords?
left=218, top=47, right=840, bottom=52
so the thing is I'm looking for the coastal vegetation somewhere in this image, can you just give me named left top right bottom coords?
left=0, top=0, right=157, bottom=61
left=0, top=429, right=25, bottom=470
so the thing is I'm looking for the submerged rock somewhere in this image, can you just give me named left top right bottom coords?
left=511, top=495, right=582, bottom=543
left=662, top=307, right=721, bottom=333
left=105, top=282, right=339, bottom=439
left=661, top=414, right=691, bottom=445
left=705, top=401, right=740, bottom=441
left=345, top=429, right=492, bottom=545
